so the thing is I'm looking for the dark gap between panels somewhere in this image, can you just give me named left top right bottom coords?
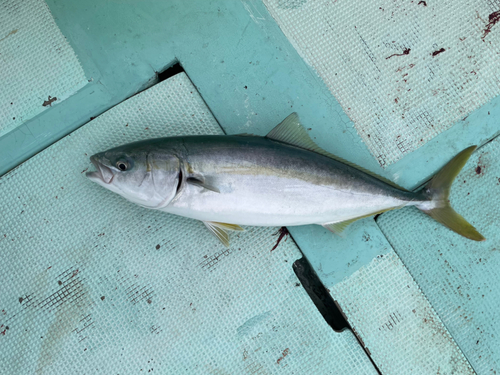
left=292, top=257, right=349, bottom=332
left=293, top=256, right=382, bottom=373
left=157, top=62, right=184, bottom=82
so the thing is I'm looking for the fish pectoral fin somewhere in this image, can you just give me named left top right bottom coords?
left=203, top=221, right=244, bottom=247
left=267, top=113, right=407, bottom=191
left=187, top=177, right=220, bottom=193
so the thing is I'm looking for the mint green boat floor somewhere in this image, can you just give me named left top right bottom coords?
left=0, top=0, right=87, bottom=137
left=378, top=139, right=500, bottom=374
left=2, top=0, right=500, bottom=373
left=0, top=74, right=377, bottom=374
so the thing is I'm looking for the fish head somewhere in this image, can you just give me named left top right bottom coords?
left=86, top=144, right=181, bottom=209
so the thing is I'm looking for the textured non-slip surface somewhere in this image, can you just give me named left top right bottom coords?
left=263, top=0, right=500, bottom=167
left=330, top=250, right=474, bottom=375
left=0, top=73, right=377, bottom=374
left=378, top=140, right=500, bottom=374
left=0, top=0, right=87, bottom=136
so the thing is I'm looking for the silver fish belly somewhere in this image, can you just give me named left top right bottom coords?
left=162, top=135, right=418, bottom=226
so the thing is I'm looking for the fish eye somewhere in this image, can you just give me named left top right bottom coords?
left=116, top=161, right=128, bottom=171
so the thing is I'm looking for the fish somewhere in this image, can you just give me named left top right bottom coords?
left=86, top=113, right=485, bottom=246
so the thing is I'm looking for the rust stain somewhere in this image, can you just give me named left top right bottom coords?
left=271, top=227, right=290, bottom=251
left=475, top=155, right=486, bottom=176
left=0, top=29, right=18, bottom=42
left=482, top=10, right=500, bottom=40
left=42, top=96, right=57, bottom=107
left=432, top=48, right=446, bottom=57
left=276, top=348, right=290, bottom=364
left=386, top=48, right=410, bottom=60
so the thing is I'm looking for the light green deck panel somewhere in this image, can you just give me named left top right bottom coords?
left=331, top=250, right=474, bottom=374
left=0, top=73, right=377, bottom=374
left=0, top=0, right=87, bottom=137
left=378, top=139, right=500, bottom=374
left=263, top=0, right=500, bottom=167
left=289, top=221, right=476, bottom=374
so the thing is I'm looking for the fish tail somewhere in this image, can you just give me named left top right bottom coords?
left=415, top=146, right=485, bottom=241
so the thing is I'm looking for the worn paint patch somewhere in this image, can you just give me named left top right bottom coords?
left=237, top=311, right=272, bottom=337
left=36, top=276, right=92, bottom=374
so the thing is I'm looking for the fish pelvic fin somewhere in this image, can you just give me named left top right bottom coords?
left=416, top=146, right=485, bottom=242
left=203, top=221, right=244, bottom=247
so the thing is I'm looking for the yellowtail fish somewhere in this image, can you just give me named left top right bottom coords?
left=87, top=113, right=484, bottom=246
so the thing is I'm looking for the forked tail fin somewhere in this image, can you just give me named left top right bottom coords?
left=416, top=146, right=485, bottom=241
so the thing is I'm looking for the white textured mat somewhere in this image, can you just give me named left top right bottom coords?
left=0, top=0, right=87, bottom=136
left=331, top=250, right=475, bottom=374
left=263, top=0, right=500, bottom=166
left=0, top=73, right=377, bottom=374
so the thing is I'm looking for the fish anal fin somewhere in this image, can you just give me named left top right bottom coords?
left=266, top=113, right=408, bottom=191
left=322, top=219, right=358, bottom=235
left=203, top=221, right=245, bottom=247
left=322, top=208, right=396, bottom=235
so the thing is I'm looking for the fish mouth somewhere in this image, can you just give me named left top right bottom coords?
left=86, top=155, right=115, bottom=184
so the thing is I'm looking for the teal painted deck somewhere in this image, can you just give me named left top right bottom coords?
left=1, top=0, right=499, bottom=373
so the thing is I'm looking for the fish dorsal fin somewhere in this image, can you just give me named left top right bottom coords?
left=266, top=113, right=319, bottom=152
left=203, top=221, right=244, bottom=247
left=266, top=113, right=407, bottom=191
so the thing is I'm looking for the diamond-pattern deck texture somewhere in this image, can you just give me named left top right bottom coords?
left=378, top=139, right=500, bottom=374
left=0, top=73, right=377, bottom=374
left=331, top=250, right=474, bottom=375
left=0, top=0, right=87, bottom=136
left=263, top=0, right=500, bottom=167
